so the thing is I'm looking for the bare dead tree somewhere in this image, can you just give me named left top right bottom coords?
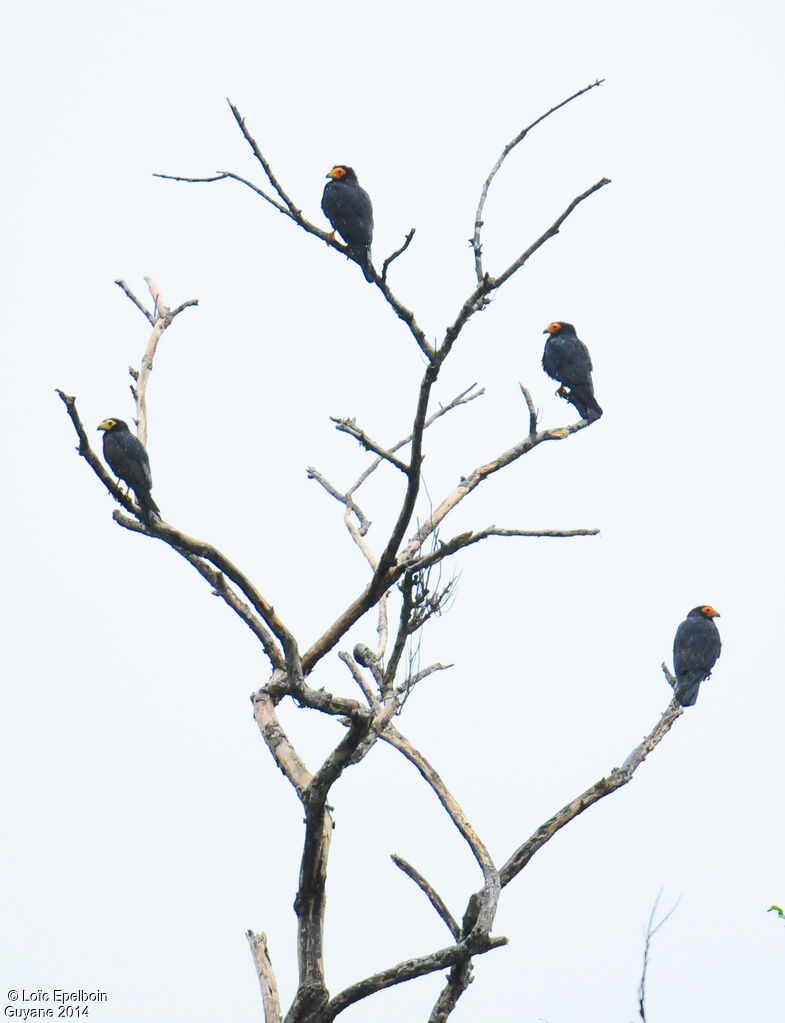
left=59, top=82, right=688, bottom=1023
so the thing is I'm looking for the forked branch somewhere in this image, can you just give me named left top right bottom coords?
left=116, top=277, right=197, bottom=446
left=472, top=79, right=605, bottom=282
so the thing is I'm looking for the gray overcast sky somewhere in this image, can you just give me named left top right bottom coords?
left=3, top=0, right=785, bottom=1020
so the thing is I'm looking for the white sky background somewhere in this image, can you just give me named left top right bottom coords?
left=3, top=0, right=784, bottom=1019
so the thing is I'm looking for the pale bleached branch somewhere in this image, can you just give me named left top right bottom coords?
left=116, top=277, right=197, bottom=447
left=110, top=511, right=297, bottom=675
left=519, top=382, right=538, bottom=435
left=472, top=79, right=604, bottom=282
left=398, top=662, right=453, bottom=697
left=114, top=279, right=154, bottom=323
left=252, top=686, right=313, bottom=799
left=246, top=931, right=283, bottom=1023
left=374, top=592, right=389, bottom=661
left=307, top=384, right=482, bottom=539
left=404, top=525, right=599, bottom=573
left=661, top=661, right=677, bottom=692
left=178, top=551, right=284, bottom=669
left=319, top=934, right=506, bottom=1022
left=347, top=383, right=484, bottom=500
left=391, top=854, right=460, bottom=940
left=382, top=724, right=500, bottom=937
left=500, top=699, right=684, bottom=887
left=398, top=408, right=594, bottom=566
left=331, top=416, right=410, bottom=475
left=306, top=467, right=371, bottom=535
left=339, top=651, right=377, bottom=707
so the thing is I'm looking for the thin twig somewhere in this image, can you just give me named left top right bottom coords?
left=472, top=80, right=604, bottom=282
left=382, top=724, right=500, bottom=937
left=227, top=100, right=302, bottom=216
left=331, top=417, right=410, bottom=475
left=391, top=855, right=460, bottom=940
left=306, top=467, right=371, bottom=534
left=347, top=384, right=484, bottom=499
left=661, top=662, right=677, bottom=692
left=155, top=170, right=291, bottom=216
left=494, top=178, right=611, bottom=290
left=398, top=408, right=595, bottom=567
left=115, top=277, right=198, bottom=446
left=398, top=662, right=453, bottom=697
left=519, top=382, right=538, bottom=435
left=115, top=279, right=154, bottom=324
left=403, top=525, right=599, bottom=573
left=638, top=892, right=680, bottom=1022
left=382, top=229, right=416, bottom=282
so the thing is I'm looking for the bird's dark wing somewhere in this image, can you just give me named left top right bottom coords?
left=551, top=335, right=593, bottom=389
left=674, top=619, right=721, bottom=678
left=321, top=180, right=373, bottom=249
left=103, top=431, right=158, bottom=520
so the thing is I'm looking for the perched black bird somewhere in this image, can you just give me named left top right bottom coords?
left=542, top=321, right=603, bottom=422
left=673, top=605, right=722, bottom=707
left=97, top=418, right=160, bottom=523
left=321, top=165, right=375, bottom=282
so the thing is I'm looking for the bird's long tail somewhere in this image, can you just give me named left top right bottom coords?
left=135, top=487, right=160, bottom=524
left=674, top=676, right=701, bottom=707
left=353, top=245, right=376, bottom=283
left=567, top=385, right=603, bottom=423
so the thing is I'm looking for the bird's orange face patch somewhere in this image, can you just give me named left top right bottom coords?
left=328, top=166, right=347, bottom=180
left=544, top=322, right=562, bottom=335
left=701, top=605, right=720, bottom=618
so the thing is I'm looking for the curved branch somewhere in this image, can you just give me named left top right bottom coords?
left=318, top=934, right=506, bottom=1022
left=112, top=511, right=297, bottom=674
left=381, top=228, right=416, bottom=281
left=391, top=855, right=460, bottom=940
left=57, top=389, right=151, bottom=522
left=472, top=79, right=604, bottom=281
left=404, top=524, right=599, bottom=573
left=399, top=403, right=595, bottom=565
left=381, top=724, right=500, bottom=937
left=331, top=416, right=410, bottom=474
left=116, top=277, right=198, bottom=447
left=500, top=698, right=684, bottom=887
